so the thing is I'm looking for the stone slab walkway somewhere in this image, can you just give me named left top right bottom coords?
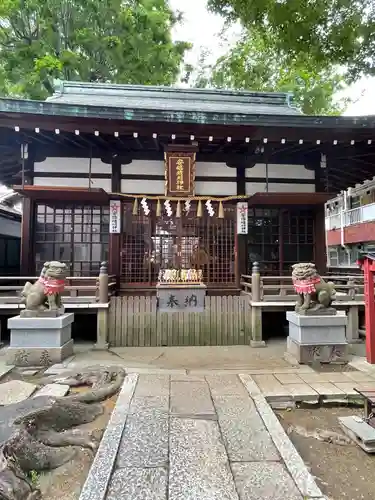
left=251, top=370, right=375, bottom=406
left=80, top=374, right=325, bottom=500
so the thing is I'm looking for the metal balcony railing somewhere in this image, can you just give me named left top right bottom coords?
left=325, top=201, right=375, bottom=230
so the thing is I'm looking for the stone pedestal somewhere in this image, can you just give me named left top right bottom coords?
left=286, top=311, right=348, bottom=364
left=156, top=284, right=206, bottom=312
left=6, top=313, right=74, bottom=366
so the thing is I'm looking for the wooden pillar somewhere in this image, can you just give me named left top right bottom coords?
left=236, top=167, right=247, bottom=288
left=95, top=261, right=109, bottom=350
left=347, top=305, right=360, bottom=343
left=109, top=156, right=121, bottom=278
left=20, top=143, right=35, bottom=275
left=314, top=205, right=327, bottom=274
left=250, top=261, right=265, bottom=347
left=364, top=259, right=375, bottom=363
left=309, top=154, right=327, bottom=274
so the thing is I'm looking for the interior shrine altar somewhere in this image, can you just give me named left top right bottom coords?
left=156, top=268, right=207, bottom=313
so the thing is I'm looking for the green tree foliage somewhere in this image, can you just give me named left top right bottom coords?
left=191, top=30, right=350, bottom=115
left=208, top=0, right=375, bottom=80
left=0, top=0, right=191, bottom=99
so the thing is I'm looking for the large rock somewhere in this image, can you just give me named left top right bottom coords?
left=0, top=396, right=56, bottom=445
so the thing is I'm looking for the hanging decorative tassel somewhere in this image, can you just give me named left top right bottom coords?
left=197, top=200, right=202, bottom=217
left=132, top=198, right=138, bottom=215
left=218, top=201, right=224, bottom=219
left=176, top=200, right=181, bottom=218
left=156, top=199, right=161, bottom=217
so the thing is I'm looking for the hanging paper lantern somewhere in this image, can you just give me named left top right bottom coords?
left=205, top=200, right=215, bottom=217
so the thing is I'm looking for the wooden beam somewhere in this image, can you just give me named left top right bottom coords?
left=30, top=145, right=316, bottom=166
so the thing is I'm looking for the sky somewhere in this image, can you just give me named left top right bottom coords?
left=170, top=0, right=375, bottom=116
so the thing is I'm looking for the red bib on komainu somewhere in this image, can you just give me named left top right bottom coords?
left=39, top=277, right=66, bottom=296
left=292, top=277, right=321, bottom=294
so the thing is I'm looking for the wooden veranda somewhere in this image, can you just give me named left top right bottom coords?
left=0, top=265, right=366, bottom=347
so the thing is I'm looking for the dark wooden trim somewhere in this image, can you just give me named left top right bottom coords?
left=111, top=159, right=121, bottom=192
left=14, top=186, right=109, bottom=203
left=109, top=157, right=121, bottom=278
left=121, top=173, right=315, bottom=184
left=121, top=174, right=236, bottom=182
left=28, top=145, right=323, bottom=166
left=163, top=144, right=198, bottom=153
left=24, top=142, right=35, bottom=186
left=248, top=192, right=333, bottom=205
left=247, top=177, right=315, bottom=185
left=236, top=167, right=247, bottom=286
left=32, top=171, right=315, bottom=185
left=33, top=172, right=111, bottom=179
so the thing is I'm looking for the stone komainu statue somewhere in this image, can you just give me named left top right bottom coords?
left=291, top=263, right=336, bottom=314
left=21, top=261, right=68, bottom=312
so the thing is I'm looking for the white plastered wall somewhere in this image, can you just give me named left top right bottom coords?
left=33, top=158, right=315, bottom=196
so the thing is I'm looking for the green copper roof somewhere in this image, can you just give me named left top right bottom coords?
left=46, top=81, right=301, bottom=116
left=0, top=80, right=374, bottom=130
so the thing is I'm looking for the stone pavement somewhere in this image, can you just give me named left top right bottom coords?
left=250, top=369, right=375, bottom=406
left=80, top=373, right=325, bottom=500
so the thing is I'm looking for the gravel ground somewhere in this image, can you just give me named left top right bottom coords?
left=279, top=407, right=375, bottom=500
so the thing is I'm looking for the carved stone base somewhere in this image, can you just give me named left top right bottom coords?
left=287, top=311, right=347, bottom=344
left=295, top=306, right=337, bottom=316
left=6, top=340, right=74, bottom=367
left=7, top=313, right=74, bottom=366
left=20, top=307, right=65, bottom=318
left=287, top=337, right=348, bottom=364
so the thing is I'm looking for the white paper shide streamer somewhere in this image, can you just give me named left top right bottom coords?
left=164, top=200, right=173, bottom=217
left=141, top=198, right=150, bottom=215
left=205, top=200, right=214, bottom=217
left=184, top=200, right=191, bottom=213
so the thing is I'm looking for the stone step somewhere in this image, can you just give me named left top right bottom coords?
left=339, top=415, right=375, bottom=453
